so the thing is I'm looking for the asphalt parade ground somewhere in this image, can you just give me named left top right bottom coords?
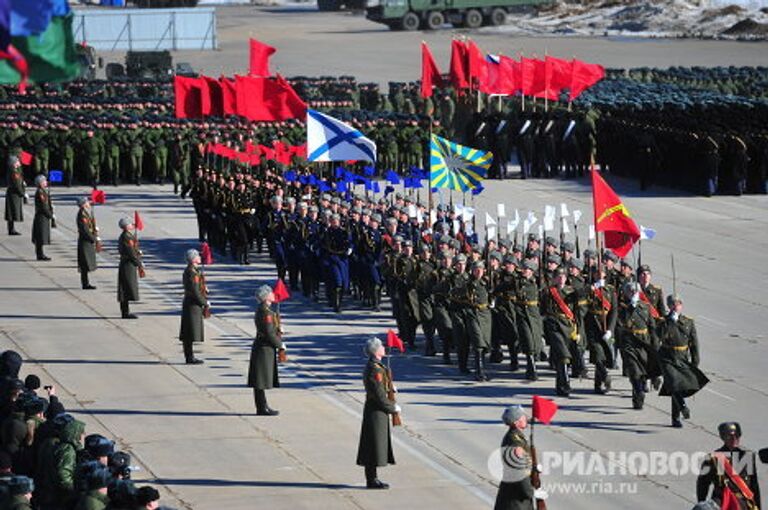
left=1, top=173, right=767, bottom=509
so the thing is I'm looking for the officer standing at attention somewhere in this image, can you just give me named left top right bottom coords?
left=31, top=174, right=54, bottom=261
left=356, top=337, right=400, bottom=490
left=179, top=249, right=208, bottom=365
left=696, top=422, right=761, bottom=509
left=248, top=284, right=285, bottom=416
left=5, top=155, right=26, bottom=236
left=117, top=217, right=144, bottom=319
left=76, top=197, right=100, bottom=290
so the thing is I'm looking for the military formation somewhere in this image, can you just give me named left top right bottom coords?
left=0, top=351, right=164, bottom=509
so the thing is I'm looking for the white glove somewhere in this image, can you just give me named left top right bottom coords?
left=670, top=312, right=679, bottom=322
left=280, top=342, right=287, bottom=351
left=602, top=331, right=612, bottom=342
left=534, top=489, right=549, bottom=500
left=630, top=293, right=640, bottom=307
left=206, top=301, right=212, bottom=308
left=250, top=208, right=256, bottom=214
left=593, top=279, right=604, bottom=289
left=95, top=226, right=100, bottom=232
left=394, top=404, right=402, bottom=414
left=24, top=192, right=30, bottom=200
left=392, top=384, right=398, bottom=393
left=346, top=247, right=353, bottom=256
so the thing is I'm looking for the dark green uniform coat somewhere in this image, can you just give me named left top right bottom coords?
left=515, top=277, right=542, bottom=356
left=4, top=166, right=25, bottom=222
left=616, top=302, right=660, bottom=380
left=74, top=490, right=109, bottom=510
left=179, top=264, right=207, bottom=344
left=658, top=314, right=708, bottom=397
left=76, top=208, right=98, bottom=272
left=247, top=303, right=283, bottom=390
left=31, top=187, right=53, bottom=246
left=494, top=428, right=534, bottom=510
left=356, top=358, right=396, bottom=468
left=117, top=230, right=141, bottom=302
left=541, top=284, right=578, bottom=362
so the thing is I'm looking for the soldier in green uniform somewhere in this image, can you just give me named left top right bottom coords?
left=657, top=295, right=708, bottom=428
left=616, top=283, right=660, bottom=410
left=415, top=244, right=437, bottom=356
left=82, top=130, right=103, bottom=188
left=5, top=155, right=26, bottom=235
left=74, top=466, right=110, bottom=510
left=493, top=255, right=520, bottom=371
left=637, top=264, right=666, bottom=320
left=447, top=254, right=471, bottom=374
left=515, top=260, right=543, bottom=380
left=60, top=130, right=76, bottom=187
left=394, top=240, right=420, bottom=348
left=585, top=267, right=617, bottom=394
left=567, top=259, right=589, bottom=378
left=248, top=285, right=284, bottom=416
left=76, top=197, right=99, bottom=289
left=31, top=175, right=54, bottom=261
left=103, top=129, right=121, bottom=186
left=430, top=251, right=455, bottom=364
left=356, top=337, right=399, bottom=490
left=150, top=127, right=168, bottom=184
left=696, top=422, right=761, bottom=509
left=127, top=128, right=144, bottom=185
left=170, top=133, right=190, bottom=195
left=464, top=261, right=493, bottom=381
left=541, top=267, right=578, bottom=396
left=4, top=475, right=35, bottom=510
left=179, top=249, right=209, bottom=365
left=117, top=217, right=144, bottom=319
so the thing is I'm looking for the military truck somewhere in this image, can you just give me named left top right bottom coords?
left=125, top=51, right=174, bottom=79
left=366, top=0, right=549, bottom=30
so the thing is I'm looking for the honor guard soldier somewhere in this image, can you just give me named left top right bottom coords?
left=541, top=266, right=579, bottom=396
left=32, top=175, right=54, bottom=261
left=76, top=197, right=100, bottom=290
left=516, top=260, right=544, bottom=381
left=697, top=422, right=761, bottom=509
left=356, top=337, right=399, bottom=490
left=248, top=285, right=285, bottom=416
left=5, top=155, right=26, bottom=236
left=492, top=255, right=520, bottom=372
left=117, top=217, right=144, bottom=319
left=585, top=267, right=617, bottom=394
left=179, top=249, right=209, bottom=365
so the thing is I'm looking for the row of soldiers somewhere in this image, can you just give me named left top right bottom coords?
left=0, top=350, right=164, bottom=509
left=185, top=165, right=707, bottom=428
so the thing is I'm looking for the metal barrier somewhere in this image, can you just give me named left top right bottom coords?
left=72, top=8, right=217, bottom=51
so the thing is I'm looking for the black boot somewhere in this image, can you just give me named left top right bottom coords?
left=424, top=336, right=436, bottom=357
left=183, top=340, right=203, bottom=364
left=373, top=287, right=382, bottom=312
left=254, top=389, right=279, bottom=416
left=525, top=354, right=538, bottom=381
left=509, top=353, right=519, bottom=372
left=555, top=362, right=571, bottom=397
left=365, top=465, right=389, bottom=489
left=334, top=287, right=342, bottom=313
left=120, top=301, right=137, bottom=320
left=35, top=243, right=50, bottom=261
left=479, top=350, right=490, bottom=381
left=81, top=271, right=96, bottom=290
left=7, top=221, right=20, bottom=236
left=632, top=379, right=645, bottom=410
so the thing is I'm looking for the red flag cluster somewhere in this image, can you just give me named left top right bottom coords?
left=421, top=40, right=604, bottom=101
left=206, top=140, right=307, bottom=167
left=592, top=166, right=641, bottom=258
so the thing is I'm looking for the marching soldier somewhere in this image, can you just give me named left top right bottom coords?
left=117, top=217, right=144, bottom=320
left=265, top=195, right=289, bottom=281
left=637, top=264, right=666, bottom=321
left=415, top=244, right=437, bottom=355
left=248, top=285, right=285, bottom=416
left=657, top=294, right=709, bottom=428
left=447, top=254, right=471, bottom=374
left=31, top=175, right=54, bottom=262
left=431, top=251, right=455, bottom=364
left=394, top=240, right=420, bottom=347
left=516, top=260, right=543, bottom=381
left=493, top=255, right=520, bottom=371
left=541, top=267, right=578, bottom=396
left=697, top=423, right=761, bottom=509
left=76, top=197, right=100, bottom=290
left=179, top=249, right=208, bottom=365
left=356, top=337, right=399, bottom=490
left=616, top=282, right=660, bottom=410
left=322, top=213, right=351, bottom=313
left=585, top=267, right=617, bottom=394
left=5, top=155, right=26, bottom=236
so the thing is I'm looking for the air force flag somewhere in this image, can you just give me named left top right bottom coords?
left=306, top=109, right=376, bottom=162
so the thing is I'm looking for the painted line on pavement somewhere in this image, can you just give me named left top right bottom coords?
left=703, top=387, right=736, bottom=402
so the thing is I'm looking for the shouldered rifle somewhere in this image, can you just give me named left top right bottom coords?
left=530, top=419, right=547, bottom=510
left=386, top=361, right=402, bottom=427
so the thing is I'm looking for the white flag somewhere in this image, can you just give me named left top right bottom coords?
left=454, top=203, right=464, bottom=216
left=429, top=209, right=437, bottom=226
left=307, top=109, right=376, bottom=162
left=523, top=219, right=532, bottom=234
left=561, top=217, right=570, bottom=234
left=485, top=212, right=496, bottom=226
left=465, top=223, right=474, bottom=236
left=573, top=209, right=583, bottom=225
left=407, top=204, right=417, bottom=218
left=497, top=204, right=506, bottom=218
left=640, top=225, right=657, bottom=240
left=543, top=205, right=556, bottom=232
left=527, top=211, right=537, bottom=227
left=507, top=219, right=518, bottom=235
left=588, top=224, right=596, bottom=240
left=487, top=226, right=497, bottom=241
left=463, top=207, right=475, bottom=222
left=453, top=219, right=461, bottom=234
left=538, top=224, right=544, bottom=239
left=560, top=203, right=570, bottom=217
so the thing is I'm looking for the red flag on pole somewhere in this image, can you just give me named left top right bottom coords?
left=420, top=41, right=443, bottom=98
left=249, top=38, right=276, bottom=77
left=569, top=59, right=605, bottom=101
left=532, top=395, right=558, bottom=424
left=200, top=241, right=213, bottom=265
left=386, top=329, right=405, bottom=353
left=202, top=75, right=223, bottom=117
left=90, top=189, right=106, bottom=204
left=134, top=211, right=144, bottom=231
left=519, top=56, right=536, bottom=96
left=235, top=75, right=306, bottom=121
left=19, top=151, right=33, bottom=166
left=449, top=39, right=469, bottom=92
left=174, top=75, right=204, bottom=119
left=220, top=76, right=238, bottom=116
left=273, top=278, right=291, bottom=303
left=592, top=166, right=640, bottom=258
left=466, top=39, right=487, bottom=90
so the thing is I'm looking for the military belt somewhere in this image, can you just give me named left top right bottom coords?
left=475, top=304, right=488, bottom=310
left=632, top=328, right=648, bottom=335
left=669, top=345, right=688, bottom=351
left=521, top=300, right=539, bottom=306
left=239, top=208, right=251, bottom=214
left=577, top=299, right=589, bottom=306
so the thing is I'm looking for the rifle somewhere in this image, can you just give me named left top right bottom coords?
left=530, top=418, right=547, bottom=510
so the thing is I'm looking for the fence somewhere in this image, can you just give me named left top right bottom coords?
left=72, top=8, right=217, bottom=51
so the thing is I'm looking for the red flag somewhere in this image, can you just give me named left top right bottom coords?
left=134, top=211, right=144, bottom=231
left=519, top=56, right=536, bottom=96
left=449, top=39, right=469, bottom=92
left=220, top=76, right=238, bottom=116
left=198, top=77, right=212, bottom=117
left=592, top=167, right=640, bottom=258
left=200, top=241, right=213, bottom=265
left=466, top=39, right=487, bottom=89
left=420, top=42, right=443, bottom=98
left=386, top=329, right=405, bottom=353
left=532, top=395, right=558, bottom=425
left=249, top=38, right=276, bottom=77
left=531, top=58, right=559, bottom=101
left=90, top=189, right=106, bottom=204
left=273, top=278, right=291, bottom=303
left=235, top=75, right=306, bottom=121
left=249, top=154, right=261, bottom=166
left=569, top=59, right=605, bottom=101
left=481, top=55, right=516, bottom=95
left=174, top=75, right=203, bottom=119
left=19, top=151, right=33, bottom=166
left=720, top=486, right=740, bottom=510
left=544, top=55, right=572, bottom=99
left=202, top=76, right=224, bottom=117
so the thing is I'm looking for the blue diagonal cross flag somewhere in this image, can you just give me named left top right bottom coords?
left=430, top=134, right=491, bottom=192
left=306, top=109, right=376, bottom=163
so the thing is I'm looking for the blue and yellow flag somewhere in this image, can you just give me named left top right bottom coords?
left=430, top=134, right=492, bottom=192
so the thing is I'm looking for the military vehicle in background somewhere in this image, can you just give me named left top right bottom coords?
left=75, top=44, right=103, bottom=81
left=104, top=51, right=176, bottom=80
left=133, top=0, right=199, bottom=7
left=366, top=0, right=549, bottom=30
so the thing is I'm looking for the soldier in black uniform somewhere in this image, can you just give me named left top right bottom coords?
left=697, top=422, right=761, bottom=509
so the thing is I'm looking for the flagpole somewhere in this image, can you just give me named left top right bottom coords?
left=592, top=162, right=607, bottom=334
left=428, top=118, right=434, bottom=218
